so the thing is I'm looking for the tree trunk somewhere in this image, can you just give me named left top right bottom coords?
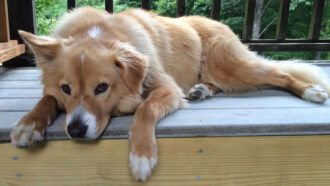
left=252, top=0, right=264, bottom=39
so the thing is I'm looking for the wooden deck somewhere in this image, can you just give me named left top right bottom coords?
left=0, top=63, right=330, bottom=141
left=1, top=63, right=330, bottom=185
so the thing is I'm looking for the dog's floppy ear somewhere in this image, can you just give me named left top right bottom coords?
left=115, top=49, right=148, bottom=94
left=18, top=30, right=61, bottom=65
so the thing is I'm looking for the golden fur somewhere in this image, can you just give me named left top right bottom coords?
left=11, top=7, right=330, bottom=181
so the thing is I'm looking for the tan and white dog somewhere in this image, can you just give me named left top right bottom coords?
left=11, top=7, right=330, bottom=181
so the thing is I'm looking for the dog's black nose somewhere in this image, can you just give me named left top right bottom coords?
left=67, top=119, right=88, bottom=138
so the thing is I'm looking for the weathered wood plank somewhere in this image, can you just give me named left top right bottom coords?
left=242, top=0, right=256, bottom=40
left=0, top=40, right=18, bottom=50
left=0, top=67, right=39, bottom=72
left=0, top=81, right=42, bottom=89
left=0, top=44, right=25, bottom=63
left=243, top=39, right=330, bottom=43
left=308, top=0, right=325, bottom=40
left=276, top=0, right=290, bottom=40
left=0, top=0, right=10, bottom=42
left=176, top=0, right=185, bottom=17
left=0, top=74, right=40, bottom=81
left=0, top=99, right=38, bottom=111
left=1, top=136, right=330, bottom=185
left=0, top=88, right=42, bottom=98
left=211, top=0, right=221, bottom=20
left=1, top=94, right=328, bottom=111
left=1, top=106, right=330, bottom=141
left=0, top=88, right=293, bottom=99
left=247, top=42, right=330, bottom=51
left=105, top=0, right=113, bottom=13
left=188, top=96, right=330, bottom=109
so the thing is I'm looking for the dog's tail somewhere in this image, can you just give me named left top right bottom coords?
left=265, top=59, right=330, bottom=97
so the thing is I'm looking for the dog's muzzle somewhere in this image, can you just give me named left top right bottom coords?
left=66, top=105, right=97, bottom=139
left=67, top=117, right=88, bottom=138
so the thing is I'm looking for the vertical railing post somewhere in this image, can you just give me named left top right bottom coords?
left=105, top=0, right=113, bottom=13
left=67, top=0, right=76, bottom=10
left=211, top=0, right=221, bottom=20
left=7, top=0, right=36, bottom=41
left=242, top=0, right=256, bottom=40
left=0, top=0, right=10, bottom=42
left=308, top=0, right=325, bottom=40
left=141, top=0, right=150, bottom=10
left=176, top=0, right=185, bottom=17
left=276, top=0, right=290, bottom=40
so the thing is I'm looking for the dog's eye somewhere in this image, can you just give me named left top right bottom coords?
left=95, top=83, right=108, bottom=95
left=61, top=84, right=71, bottom=95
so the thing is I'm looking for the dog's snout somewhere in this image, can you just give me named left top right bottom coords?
left=67, top=119, right=88, bottom=138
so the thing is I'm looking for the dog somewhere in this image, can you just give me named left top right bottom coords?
left=11, top=7, right=330, bottom=181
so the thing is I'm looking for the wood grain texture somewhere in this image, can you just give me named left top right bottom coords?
left=0, top=44, right=25, bottom=63
left=1, top=136, right=330, bottom=185
left=1, top=94, right=329, bottom=111
left=0, top=40, right=17, bottom=50
left=0, top=0, right=10, bottom=42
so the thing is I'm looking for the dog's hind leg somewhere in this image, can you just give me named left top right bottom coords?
left=253, top=66, right=328, bottom=103
left=187, top=83, right=221, bottom=101
left=204, top=35, right=328, bottom=103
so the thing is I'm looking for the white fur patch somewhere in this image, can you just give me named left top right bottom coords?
left=11, top=123, right=44, bottom=147
left=129, top=152, right=157, bottom=181
left=80, top=53, right=85, bottom=63
left=66, top=105, right=97, bottom=139
left=88, top=26, right=102, bottom=38
left=188, top=84, right=214, bottom=101
left=302, top=85, right=328, bottom=103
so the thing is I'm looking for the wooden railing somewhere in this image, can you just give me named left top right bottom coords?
left=6, top=0, right=330, bottom=52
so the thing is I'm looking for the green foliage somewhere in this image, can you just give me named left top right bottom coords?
left=76, top=0, right=105, bottom=9
left=220, top=0, right=245, bottom=37
left=35, top=0, right=329, bottom=60
left=35, top=0, right=66, bottom=35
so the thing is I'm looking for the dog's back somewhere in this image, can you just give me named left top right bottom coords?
left=52, top=7, right=330, bottom=97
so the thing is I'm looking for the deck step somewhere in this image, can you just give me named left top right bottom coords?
left=0, top=41, right=25, bottom=63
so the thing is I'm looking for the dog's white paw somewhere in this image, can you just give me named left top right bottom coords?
left=187, top=84, right=212, bottom=101
left=302, top=85, right=328, bottom=103
left=11, top=123, right=44, bottom=147
left=129, top=152, right=157, bottom=182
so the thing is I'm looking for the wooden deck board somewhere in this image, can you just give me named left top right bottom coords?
left=0, top=44, right=25, bottom=63
left=1, top=136, right=330, bottom=185
left=0, top=64, right=330, bottom=142
left=1, top=95, right=329, bottom=111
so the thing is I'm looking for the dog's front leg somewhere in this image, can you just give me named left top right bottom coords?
left=11, top=95, right=58, bottom=147
left=129, top=85, right=184, bottom=181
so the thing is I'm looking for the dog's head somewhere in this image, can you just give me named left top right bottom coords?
left=19, top=30, right=147, bottom=139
